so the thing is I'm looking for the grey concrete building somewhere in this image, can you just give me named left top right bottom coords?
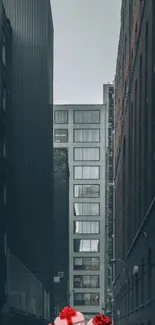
left=3, top=0, right=54, bottom=294
left=54, top=101, right=108, bottom=319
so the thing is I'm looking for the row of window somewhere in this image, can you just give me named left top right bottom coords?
left=74, top=275, right=99, bottom=288
left=74, top=257, right=100, bottom=270
left=54, top=110, right=100, bottom=124
left=74, top=292, right=99, bottom=306
left=74, top=184, right=100, bottom=198
left=74, top=239, right=100, bottom=252
left=74, top=203, right=100, bottom=216
left=54, top=129, right=100, bottom=143
left=74, top=221, right=100, bottom=234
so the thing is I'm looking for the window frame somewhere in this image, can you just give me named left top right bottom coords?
left=54, top=110, right=68, bottom=124
left=73, top=202, right=100, bottom=216
left=73, top=239, right=100, bottom=253
left=73, top=128, right=100, bottom=143
left=73, top=110, right=100, bottom=124
left=73, top=292, right=100, bottom=306
left=73, top=274, right=100, bottom=288
left=73, top=147, right=100, bottom=161
left=54, top=128, right=68, bottom=143
left=73, top=256, right=100, bottom=271
left=73, top=165, right=100, bottom=180
left=74, top=221, right=100, bottom=234
left=73, top=184, right=100, bottom=198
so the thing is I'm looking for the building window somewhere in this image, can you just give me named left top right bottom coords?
left=74, top=148, right=100, bottom=161
left=74, top=239, right=100, bottom=252
left=54, top=110, right=68, bottom=124
left=74, top=166, right=100, bottom=179
left=74, top=110, right=100, bottom=124
left=135, top=274, right=139, bottom=308
left=4, top=185, right=6, bottom=205
left=131, top=275, right=134, bottom=311
left=74, top=202, right=100, bottom=216
left=141, top=259, right=144, bottom=304
left=128, top=277, right=130, bottom=313
left=3, top=142, right=6, bottom=158
left=2, top=35, right=6, bottom=66
left=74, top=221, right=100, bottom=234
left=74, top=275, right=99, bottom=288
left=147, top=248, right=152, bottom=300
left=73, top=257, right=100, bottom=270
left=54, top=129, right=68, bottom=143
left=74, top=129, right=100, bottom=142
left=3, top=87, right=6, bottom=111
left=74, top=184, right=100, bottom=198
left=74, top=293, right=99, bottom=306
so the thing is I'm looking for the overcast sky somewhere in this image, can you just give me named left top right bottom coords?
left=51, top=0, right=121, bottom=104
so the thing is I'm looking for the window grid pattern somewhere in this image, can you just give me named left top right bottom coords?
left=74, top=166, right=100, bottom=180
left=74, top=184, right=100, bottom=198
left=74, top=110, right=100, bottom=124
left=74, top=239, right=100, bottom=252
left=74, top=275, right=99, bottom=288
left=74, top=129, right=100, bottom=142
left=54, top=110, right=68, bottom=124
left=73, top=257, right=100, bottom=270
left=74, top=203, right=100, bottom=216
left=74, top=221, right=100, bottom=234
left=74, top=148, right=100, bottom=161
left=74, top=293, right=99, bottom=306
left=54, top=129, right=68, bottom=143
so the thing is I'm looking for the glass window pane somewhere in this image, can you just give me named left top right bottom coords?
left=74, top=185, right=100, bottom=198
left=54, top=110, right=68, bottom=124
left=74, top=129, right=100, bottom=142
left=74, top=166, right=82, bottom=179
left=74, top=110, right=100, bottom=124
left=74, top=293, right=99, bottom=306
left=74, top=203, right=100, bottom=216
left=74, top=166, right=100, bottom=179
left=90, top=166, right=99, bottom=179
left=74, top=148, right=100, bottom=161
left=91, top=257, right=100, bottom=270
left=74, top=239, right=100, bottom=252
left=91, top=276, right=99, bottom=288
left=73, top=275, right=99, bottom=288
left=74, top=221, right=99, bottom=234
left=73, top=257, right=100, bottom=270
left=54, top=129, right=68, bottom=143
left=83, top=166, right=91, bottom=179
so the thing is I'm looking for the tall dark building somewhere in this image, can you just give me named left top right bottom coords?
left=3, top=0, right=54, bottom=293
left=53, top=148, right=69, bottom=317
left=114, top=1, right=155, bottom=324
left=0, top=0, right=11, bottom=311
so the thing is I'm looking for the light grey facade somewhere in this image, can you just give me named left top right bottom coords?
left=54, top=102, right=108, bottom=319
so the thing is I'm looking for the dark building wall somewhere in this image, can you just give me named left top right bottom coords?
left=3, top=0, right=54, bottom=292
left=53, top=148, right=69, bottom=314
left=0, top=1, right=12, bottom=310
left=114, top=1, right=155, bottom=324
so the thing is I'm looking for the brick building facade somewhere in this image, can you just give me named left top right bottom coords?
left=114, top=1, right=155, bottom=324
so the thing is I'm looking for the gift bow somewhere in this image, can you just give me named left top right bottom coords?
left=92, top=314, right=112, bottom=325
left=59, top=306, right=77, bottom=325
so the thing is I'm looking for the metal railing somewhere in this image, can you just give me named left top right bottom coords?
left=6, top=249, right=50, bottom=320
